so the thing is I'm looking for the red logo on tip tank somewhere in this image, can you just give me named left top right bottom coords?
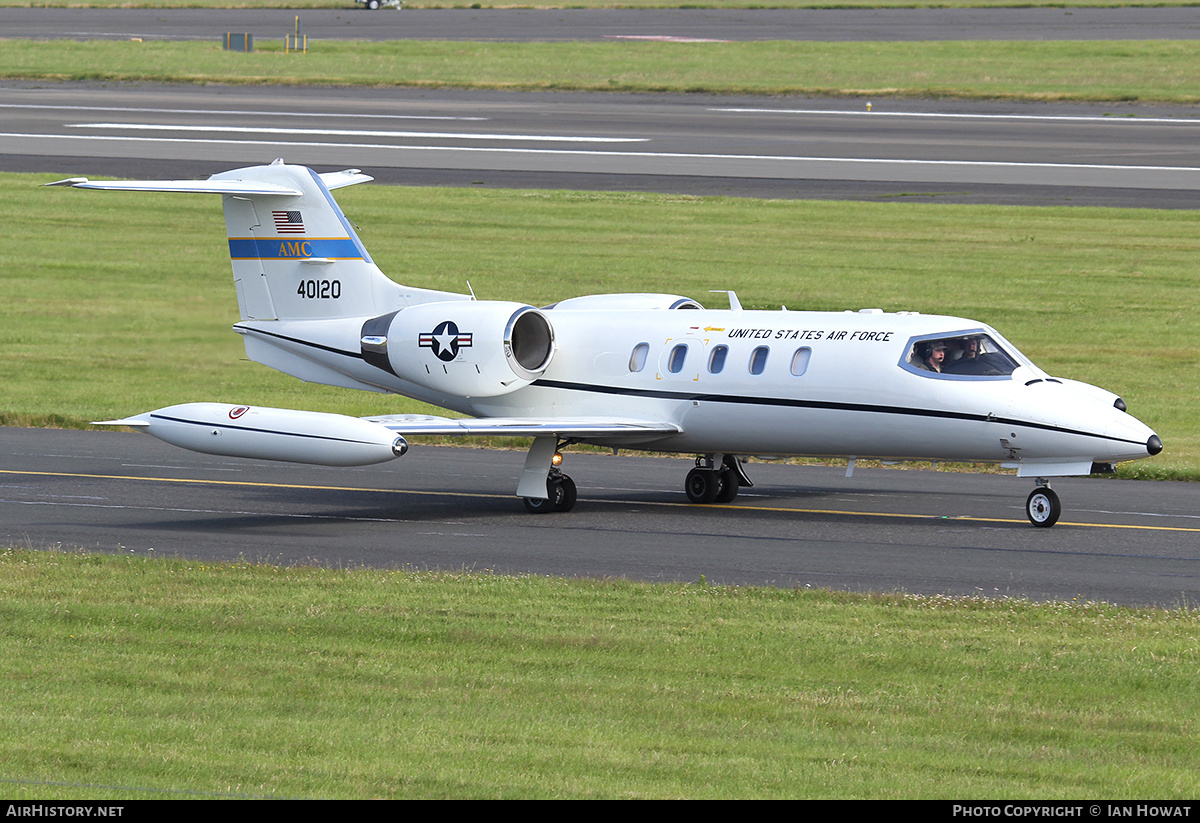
left=229, top=406, right=250, bottom=419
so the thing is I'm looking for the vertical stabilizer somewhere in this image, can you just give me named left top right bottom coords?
left=213, top=161, right=452, bottom=321
left=49, top=161, right=467, bottom=322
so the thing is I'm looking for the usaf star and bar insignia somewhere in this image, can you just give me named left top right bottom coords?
left=419, top=321, right=474, bottom=362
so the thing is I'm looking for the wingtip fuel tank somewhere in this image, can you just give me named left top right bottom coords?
left=96, top=403, right=408, bottom=467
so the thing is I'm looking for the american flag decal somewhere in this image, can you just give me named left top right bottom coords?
left=272, top=210, right=305, bottom=234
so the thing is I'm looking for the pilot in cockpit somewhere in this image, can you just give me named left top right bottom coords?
left=915, top=340, right=947, bottom=372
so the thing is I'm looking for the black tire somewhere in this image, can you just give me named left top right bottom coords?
left=552, top=476, right=577, bottom=512
left=714, top=468, right=739, bottom=503
left=367, top=0, right=381, bottom=9
left=1026, top=487, right=1061, bottom=528
left=524, top=475, right=576, bottom=514
left=685, top=467, right=720, bottom=504
left=523, top=495, right=553, bottom=514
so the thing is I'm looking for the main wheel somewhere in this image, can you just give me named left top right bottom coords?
left=523, top=495, right=552, bottom=514
left=685, top=467, right=720, bottom=504
left=524, top=475, right=577, bottom=514
left=366, top=0, right=381, bottom=9
left=714, top=467, right=739, bottom=503
left=552, top=476, right=577, bottom=512
left=1026, top=487, right=1061, bottom=528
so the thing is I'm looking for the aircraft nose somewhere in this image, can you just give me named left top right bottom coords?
left=1147, top=434, right=1163, bottom=456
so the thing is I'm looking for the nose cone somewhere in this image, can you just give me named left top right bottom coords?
left=1019, top=380, right=1162, bottom=467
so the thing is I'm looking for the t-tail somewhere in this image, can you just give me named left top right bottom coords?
left=48, top=159, right=466, bottom=322
left=50, top=160, right=545, bottom=403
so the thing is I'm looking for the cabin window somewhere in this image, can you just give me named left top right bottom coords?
left=790, top=347, right=812, bottom=377
left=708, top=345, right=728, bottom=374
left=667, top=343, right=688, bottom=374
left=904, top=333, right=1021, bottom=378
left=629, top=342, right=649, bottom=372
left=749, top=346, right=769, bottom=375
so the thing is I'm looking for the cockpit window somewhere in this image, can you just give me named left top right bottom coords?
left=904, top=333, right=1020, bottom=378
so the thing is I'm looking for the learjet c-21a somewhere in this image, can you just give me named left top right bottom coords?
left=49, top=161, right=1163, bottom=527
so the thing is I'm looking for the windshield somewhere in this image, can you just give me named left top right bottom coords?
left=903, top=332, right=1021, bottom=378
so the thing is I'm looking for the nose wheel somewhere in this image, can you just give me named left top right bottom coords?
left=1025, top=485, right=1061, bottom=528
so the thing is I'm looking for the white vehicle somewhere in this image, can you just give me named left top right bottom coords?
left=357, top=0, right=400, bottom=9
left=50, top=161, right=1162, bottom=526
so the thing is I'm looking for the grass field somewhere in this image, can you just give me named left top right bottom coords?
left=4, top=37, right=1200, bottom=102
left=5, top=172, right=1197, bottom=478
left=2, top=548, right=1198, bottom=799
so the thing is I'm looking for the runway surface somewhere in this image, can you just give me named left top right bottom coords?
left=4, top=7, right=1200, bottom=42
left=2, top=427, right=1197, bottom=608
left=6, top=82, right=1200, bottom=207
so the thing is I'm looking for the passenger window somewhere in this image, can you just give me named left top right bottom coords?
left=749, top=346, right=769, bottom=375
left=790, top=347, right=811, bottom=376
left=667, top=343, right=688, bottom=374
left=629, top=342, right=649, bottom=372
left=708, top=345, right=728, bottom=374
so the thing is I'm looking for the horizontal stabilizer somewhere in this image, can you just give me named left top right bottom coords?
left=318, top=169, right=374, bottom=190
left=46, top=168, right=371, bottom=196
left=46, top=177, right=303, bottom=196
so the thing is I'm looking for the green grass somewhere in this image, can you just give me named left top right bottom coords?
left=5, top=38, right=1200, bottom=102
left=2, top=548, right=1198, bottom=799
left=5, top=173, right=1197, bottom=477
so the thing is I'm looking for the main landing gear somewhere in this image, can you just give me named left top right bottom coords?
left=1025, top=479, right=1061, bottom=528
left=523, top=470, right=577, bottom=514
left=685, top=454, right=750, bottom=505
left=520, top=436, right=577, bottom=514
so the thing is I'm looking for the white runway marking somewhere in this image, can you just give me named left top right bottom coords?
left=0, top=102, right=487, bottom=121
left=712, top=107, right=1200, bottom=126
left=14, top=131, right=1199, bottom=174
left=70, top=123, right=648, bottom=143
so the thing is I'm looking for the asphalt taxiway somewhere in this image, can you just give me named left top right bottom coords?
left=2, top=427, right=1197, bottom=607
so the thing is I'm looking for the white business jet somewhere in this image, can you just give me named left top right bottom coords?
left=49, top=161, right=1162, bottom=527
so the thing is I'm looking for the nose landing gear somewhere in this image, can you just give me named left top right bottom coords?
left=1025, top=480, right=1061, bottom=528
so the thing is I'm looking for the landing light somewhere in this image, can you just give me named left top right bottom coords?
left=551, top=452, right=564, bottom=467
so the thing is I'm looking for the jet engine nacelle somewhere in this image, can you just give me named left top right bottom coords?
left=362, top=301, right=555, bottom=397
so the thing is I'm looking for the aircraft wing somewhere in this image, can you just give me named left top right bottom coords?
left=363, top=414, right=682, bottom=440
